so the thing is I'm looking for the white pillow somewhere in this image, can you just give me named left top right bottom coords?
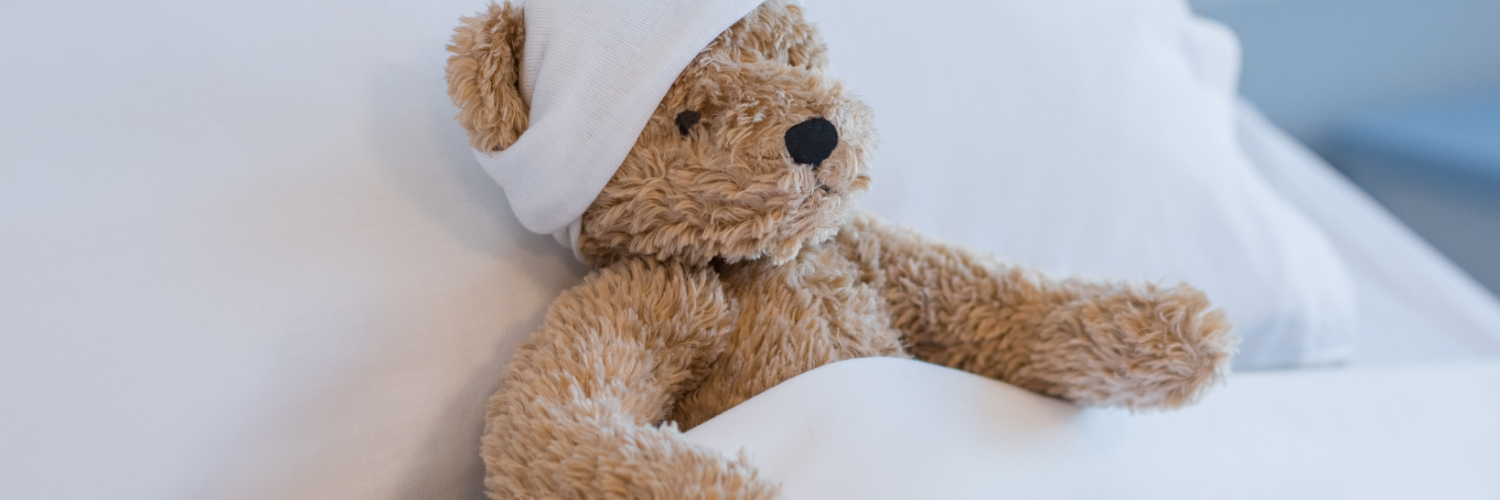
left=803, top=0, right=1356, bottom=369
left=0, top=1, right=583, bottom=499
left=0, top=2, right=1354, bottom=500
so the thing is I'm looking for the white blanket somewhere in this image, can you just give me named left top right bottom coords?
left=688, top=357, right=1500, bottom=500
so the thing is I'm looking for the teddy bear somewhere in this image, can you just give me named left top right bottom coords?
left=444, top=1, right=1237, bottom=498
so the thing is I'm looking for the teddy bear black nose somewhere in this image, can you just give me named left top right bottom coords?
left=784, top=117, right=839, bottom=169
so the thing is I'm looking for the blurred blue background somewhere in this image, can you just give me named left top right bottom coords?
left=1191, top=0, right=1500, bottom=295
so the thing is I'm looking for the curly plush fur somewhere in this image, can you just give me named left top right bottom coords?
left=446, top=2, right=1237, bottom=498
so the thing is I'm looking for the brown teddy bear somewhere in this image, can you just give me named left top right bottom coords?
left=445, top=1, right=1237, bottom=498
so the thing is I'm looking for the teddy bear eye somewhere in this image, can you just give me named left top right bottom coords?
left=675, top=110, right=701, bottom=136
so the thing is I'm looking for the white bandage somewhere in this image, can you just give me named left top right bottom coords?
left=473, top=0, right=768, bottom=259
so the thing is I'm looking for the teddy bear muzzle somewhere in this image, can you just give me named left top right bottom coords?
left=784, top=117, right=839, bottom=169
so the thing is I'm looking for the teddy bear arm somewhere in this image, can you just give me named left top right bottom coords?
left=836, top=213, right=1235, bottom=410
left=481, top=259, right=778, bottom=499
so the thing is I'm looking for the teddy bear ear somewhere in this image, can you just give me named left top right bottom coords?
left=724, top=1, right=829, bottom=71
left=446, top=3, right=528, bottom=153
left=779, top=3, right=830, bottom=71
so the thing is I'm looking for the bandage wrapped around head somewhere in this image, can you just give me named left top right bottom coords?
left=472, top=0, right=768, bottom=259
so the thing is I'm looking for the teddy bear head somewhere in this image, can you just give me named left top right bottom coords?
left=446, top=0, right=875, bottom=267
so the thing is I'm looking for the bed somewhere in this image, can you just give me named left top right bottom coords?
left=683, top=102, right=1500, bottom=499
left=2, top=0, right=1497, bottom=499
